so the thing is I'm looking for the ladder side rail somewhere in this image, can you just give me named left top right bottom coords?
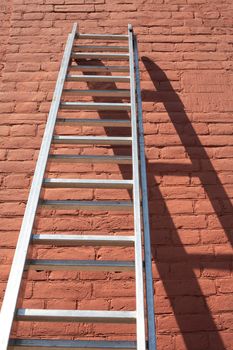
left=133, top=36, right=157, bottom=350
left=128, top=24, right=146, bottom=350
left=0, top=23, right=77, bottom=350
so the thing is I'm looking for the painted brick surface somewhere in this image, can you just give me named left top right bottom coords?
left=0, top=0, right=233, bottom=349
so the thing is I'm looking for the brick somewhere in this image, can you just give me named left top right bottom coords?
left=194, top=200, right=221, bottom=214
left=36, top=246, right=95, bottom=260
left=0, top=218, right=22, bottom=231
left=79, top=298, right=109, bottom=310
left=170, top=261, right=200, bottom=279
left=93, top=281, right=135, bottom=298
left=160, top=186, right=205, bottom=199
left=3, top=174, right=29, bottom=188
left=209, top=332, right=233, bottom=350
left=0, top=126, right=9, bottom=136
left=166, top=200, right=193, bottom=214
left=94, top=189, right=130, bottom=200
left=44, top=188, right=93, bottom=200
left=175, top=333, right=209, bottom=350
left=0, top=161, right=35, bottom=173
left=46, top=299, right=76, bottom=309
left=33, top=281, right=92, bottom=299
left=34, top=216, right=92, bottom=231
left=97, top=247, right=134, bottom=260
left=171, top=229, right=200, bottom=245
left=217, top=279, right=233, bottom=293
left=17, top=62, right=40, bottom=72
left=0, top=150, right=6, bottom=160
left=15, top=102, right=38, bottom=113
left=174, top=296, right=206, bottom=314
left=0, top=189, right=29, bottom=202
left=162, top=175, right=190, bottom=185
left=215, top=147, right=233, bottom=158
left=48, top=271, right=78, bottom=281
left=0, top=202, right=25, bottom=216
left=209, top=123, right=233, bottom=135
left=7, top=149, right=34, bottom=160
left=203, top=262, right=231, bottom=278
left=208, top=295, right=233, bottom=312
left=160, top=146, right=186, bottom=159
left=208, top=214, right=233, bottom=229
left=11, top=124, right=36, bottom=136
left=156, top=244, right=213, bottom=262
left=155, top=279, right=216, bottom=296
left=54, top=4, right=94, bottom=11
left=16, top=82, right=39, bottom=91
left=23, top=12, right=44, bottom=20
left=200, top=229, right=228, bottom=244
left=158, top=315, right=180, bottom=333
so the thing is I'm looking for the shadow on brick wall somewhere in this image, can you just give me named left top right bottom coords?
left=142, top=57, right=233, bottom=350
left=14, top=57, right=232, bottom=347
left=76, top=56, right=233, bottom=348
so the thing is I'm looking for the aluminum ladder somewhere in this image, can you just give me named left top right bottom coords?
left=0, top=23, right=156, bottom=350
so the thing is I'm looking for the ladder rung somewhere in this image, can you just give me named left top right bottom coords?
left=76, top=33, right=129, bottom=41
left=69, top=65, right=129, bottom=72
left=48, top=154, right=132, bottom=164
left=43, top=178, right=133, bottom=189
left=39, top=200, right=133, bottom=211
left=9, top=339, right=137, bottom=350
left=32, top=234, right=135, bottom=246
left=26, top=259, right=135, bottom=271
left=60, top=102, right=131, bottom=111
left=56, top=118, right=131, bottom=127
left=66, top=75, right=130, bottom=82
left=16, top=309, right=136, bottom=323
left=73, top=45, right=129, bottom=52
left=72, top=53, right=129, bottom=60
left=63, top=89, right=130, bottom=97
left=53, top=136, right=132, bottom=145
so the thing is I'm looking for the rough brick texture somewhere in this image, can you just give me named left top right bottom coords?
left=0, top=0, right=233, bottom=349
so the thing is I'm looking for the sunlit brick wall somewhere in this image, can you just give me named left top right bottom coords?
left=0, top=1, right=233, bottom=349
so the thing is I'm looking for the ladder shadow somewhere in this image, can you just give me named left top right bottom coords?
left=74, top=58, right=133, bottom=187
left=73, top=58, right=232, bottom=348
left=142, top=57, right=233, bottom=349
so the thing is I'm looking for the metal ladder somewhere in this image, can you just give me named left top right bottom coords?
left=0, top=23, right=156, bottom=350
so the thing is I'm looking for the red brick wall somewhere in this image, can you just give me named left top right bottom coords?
left=0, top=1, right=233, bottom=349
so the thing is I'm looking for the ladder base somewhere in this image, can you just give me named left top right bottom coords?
left=9, top=339, right=137, bottom=350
